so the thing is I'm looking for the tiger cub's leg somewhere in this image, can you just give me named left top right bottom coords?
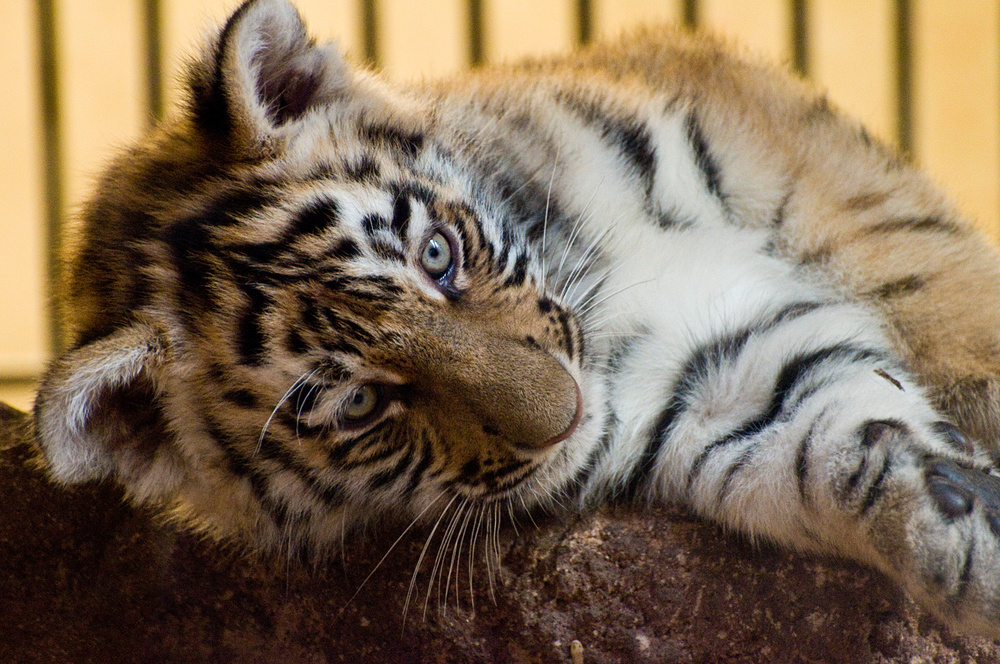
left=637, top=300, right=1000, bottom=635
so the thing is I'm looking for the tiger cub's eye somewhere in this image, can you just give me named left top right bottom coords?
left=343, top=384, right=380, bottom=422
left=420, top=231, right=453, bottom=279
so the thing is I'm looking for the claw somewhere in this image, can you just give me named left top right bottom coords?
left=933, top=421, right=975, bottom=456
left=986, top=509, right=1000, bottom=538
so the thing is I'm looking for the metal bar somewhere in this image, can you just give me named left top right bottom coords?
left=895, top=0, right=912, bottom=153
left=37, top=0, right=64, bottom=354
left=468, top=0, right=484, bottom=66
left=362, top=0, right=379, bottom=67
left=791, top=0, right=808, bottom=76
left=143, top=0, right=163, bottom=122
left=683, top=0, right=699, bottom=30
left=577, top=0, right=592, bottom=45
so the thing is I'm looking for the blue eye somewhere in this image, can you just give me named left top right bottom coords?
left=420, top=231, right=453, bottom=279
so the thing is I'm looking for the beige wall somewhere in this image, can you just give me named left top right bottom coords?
left=2, top=0, right=999, bottom=411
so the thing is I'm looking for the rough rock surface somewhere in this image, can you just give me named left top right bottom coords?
left=3, top=401, right=999, bottom=663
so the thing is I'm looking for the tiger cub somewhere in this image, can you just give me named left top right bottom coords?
left=33, top=0, right=1000, bottom=637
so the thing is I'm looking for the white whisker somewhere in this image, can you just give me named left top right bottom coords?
left=575, top=279, right=656, bottom=320
left=402, top=493, right=459, bottom=624
left=258, top=370, right=316, bottom=455
left=345, top=492, right=447, bottom=612
left=425, top=496, right=469, bottom=618
left=446, top=499, right=477, bottom=612
left=554, top=176, right=606, bottom=284
left=540, top=147, right=561, bottom=292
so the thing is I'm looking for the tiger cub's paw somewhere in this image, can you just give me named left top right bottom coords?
left=889, top=422, right=1000, bottom=638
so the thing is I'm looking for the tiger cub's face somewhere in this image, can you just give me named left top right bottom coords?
left=34, top=0, right=595, bottom=552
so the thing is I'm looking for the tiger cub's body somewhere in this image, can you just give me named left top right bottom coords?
left=33, top=0, right=1000, bottom=637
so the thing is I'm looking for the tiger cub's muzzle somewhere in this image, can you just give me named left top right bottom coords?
left=406, top=312, right=582, bottom=453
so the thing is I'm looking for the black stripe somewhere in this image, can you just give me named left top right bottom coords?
left=657, top=210, right=695, bottom=231
left=623, top=402, right=682, bottom=499
left=257, top=432, right=347, bottom=508
left=331, top=274, right=403, bottom=304
left=362, top=124, right=424, bottom=160
left=203, top=187, right=277, bottom=227
left=319, top=308, right=377, bottom=344
left=288, top=380, right=323, bottom=424
left=346, top=154, right=380, bottom=181
left=391, top=194, right=412, bottom=240
left=867, top=275, right=926, bottom=299
left=503, top=253, right=529, bottom=288
left=236, top=285, right=269, bottom=366
left=623, top=302, right=826, bottom=498
left=795, top=417, right=821, bottom=503
left=330, top=238, right=361, bottom=261
left=843, top=190, right=891, bottom=211
left=614, top=119, right=656, bottom=202
left=866, top=217, right=963, bottom=236
left=276, top=409, right=325, bottom=439
left=685, top=344, right=885, bottom=493
left=362, top=213, right=386, bottom=238
left=222, top=388, right=259, bottom=409
left=205, top=418, right=293, bottom=529
left=450, top=458, right=530, bottom=490
left=845, top=454, right=869, bottom=496
left=342, top=432, right=406, bottom=469
left=718, top=443, right=758, bottom=504
left=556, top=310, right=576, bottom=359
left=404, top=434, right=436, bottom=496
left=164, top=219, right=215, bottom=310
left=955, top=539, right=976, bottom=600
left=289, top=198, right=340, bottom=237
left=371, top=238, right=406, bottom=262
left=684, top=112, right=723, bottom=201
left=773, top=190, right=793, bottom=227
left=552, top=90, right=656, bottom=206
left=282, top=327, right=306, bottom=359
left=860, top=455, right=893, bottom=514
left=367, top=447, right=414, bottom=491
left=479, top=459, right=531, bottom=489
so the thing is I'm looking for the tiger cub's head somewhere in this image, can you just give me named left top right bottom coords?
left=33, top=0, right=597, bottom=554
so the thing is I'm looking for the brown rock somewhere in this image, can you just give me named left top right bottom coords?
left=2, top=402, right=998, bottom=663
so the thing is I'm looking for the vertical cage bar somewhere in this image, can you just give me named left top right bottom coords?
left=791, top=0, right=808, bottom=76
left=683, top=0, right=699, bottom=30
left=144, top=0, right=163, bottom=123
left=37, top=0, right=64, bottom=353
left=895, top=0, right=912, bottom=153
left=362, top=0, right=379, bottom=67
left=468, top=0, right=484, bottom=66
left=577, top=0, right=592, bottom=45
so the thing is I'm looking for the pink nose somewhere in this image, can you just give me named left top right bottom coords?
left=540, top=384, right=583, bottom=448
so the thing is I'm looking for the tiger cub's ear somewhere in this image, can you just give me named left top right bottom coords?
left=33, top=323, right=182, bottom=501
left=188, top=0, right=352, bottom=148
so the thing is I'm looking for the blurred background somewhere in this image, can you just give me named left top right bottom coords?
left=1, top=0, right=999, bottom=411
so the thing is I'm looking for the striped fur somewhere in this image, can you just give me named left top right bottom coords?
left=32, top=0, right=1000, bottom=637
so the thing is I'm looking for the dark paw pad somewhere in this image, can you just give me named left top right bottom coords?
left=925, top=457, right=1000, bottom=523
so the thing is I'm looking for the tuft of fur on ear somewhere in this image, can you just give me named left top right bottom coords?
left=189, top=0, right=351, bottom=147
left=34, top=322, right=181, bottom=500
